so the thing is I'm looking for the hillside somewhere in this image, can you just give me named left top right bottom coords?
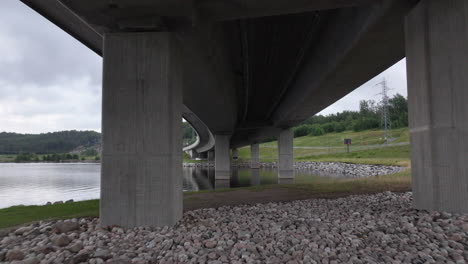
left=238, top=127, right=410, bottom=166
left=0, top=131, right=101, bottom=154
left=0, top=122, right=197, bottom=155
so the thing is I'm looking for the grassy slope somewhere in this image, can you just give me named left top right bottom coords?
left=238, top=127, right=410, bottom=165
left=0, top=154, right=15, bottom=162
left=0, top=200, right=99, bottom=229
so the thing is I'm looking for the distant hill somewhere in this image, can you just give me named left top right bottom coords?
left=0, top=123, right=197, bottom=155
left=0, top=130, right=101, bottom=154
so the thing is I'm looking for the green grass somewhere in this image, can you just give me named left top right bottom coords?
left=264, top=127, right=409, bottom=147
left=238, top=127, right=410, bottom=165
left=0, top=200, right=99, bottom=229
left=0, top=154, right=16, bottom=162
left=290, top=168, right=411, bottom=193
left=297, top=145, right=411, bottom=167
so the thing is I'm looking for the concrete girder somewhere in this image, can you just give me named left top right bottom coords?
left=20, top=0, right=378, bottom=35
left=182, top=105, right=215, bottom=154
left=271, top=0, right=415, bottom=128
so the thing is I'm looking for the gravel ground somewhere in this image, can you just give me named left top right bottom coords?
left=184, top=161, right=404, bottom=178
left=1, top=192, right=467, bottom=264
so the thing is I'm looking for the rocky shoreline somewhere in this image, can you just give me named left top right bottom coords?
left=1, top=192, right=467, bottom=263
left=183, top=161, right=405, bottom=178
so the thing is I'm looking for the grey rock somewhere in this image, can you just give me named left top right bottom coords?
left=14, top=226, right=33, bottom=235
left=67, top=242, right=83, bottom=253
left=6, top=249, right=25, bottom=261
left=52, top=234, right=72, bottom=247
left=23, top=257, right=40, bottom=264
left=54, top=221, right=80, bottom=233
left=94, top=249, right=111, bottom=260
left=68, top=253, right=89, bottom=264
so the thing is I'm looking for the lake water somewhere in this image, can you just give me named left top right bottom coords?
left=0, top=163, right=328, bottom=209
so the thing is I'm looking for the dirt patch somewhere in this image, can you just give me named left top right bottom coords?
left=183, top=186, right=411, bottom=212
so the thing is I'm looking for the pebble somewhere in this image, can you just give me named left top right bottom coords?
left=51, top=234, right=71, bottom=247
left=54, top=221, right=80, bottom=233
left=184, top=161, right=404, bottom=178
left=0, top=192, right=467, bottom=263
left=5, top=250, right=24, bottom=261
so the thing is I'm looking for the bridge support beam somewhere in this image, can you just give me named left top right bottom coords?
left=406, top=0, right=468, bottom=213
left=208, top=150, right=215, bottom=163
left=215, top=135, right=231, bottom=180
left=278, top=129, right=294, bottom=180
left=250, top=143, right=260, bottom=169
left=232, top=148, right=239, bottom=161
left=100, top=32, right=182, bottom=227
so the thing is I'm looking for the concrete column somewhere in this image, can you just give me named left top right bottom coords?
left=189, top=150, right=199, bottom=159
left=406, top=0, right=468, bottom=213
left=100, top=32, right=182, bottom=228
left=250, top=143, right=260, bottom=169
left=207, top=150, right=215, bottom=163
left=251, top=169, right=261, bottom=186
left=215, top=135, right=231, bottom=180
left=278, top=129, right=294, bottom=179
left=232, top=148, right=239, bottom=160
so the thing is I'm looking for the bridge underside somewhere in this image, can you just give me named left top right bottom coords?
left=20, top=0, right=468, bottom=227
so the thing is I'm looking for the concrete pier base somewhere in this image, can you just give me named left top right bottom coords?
left=215, top=135, right=231, bottom=180
left=215, top=179, right=230, bottom=189
left=250, top=143, right=260, bottom=169
left=232, top=148, right=238, bottom=161
left=208, top=150, right=215, bottom=163
left=251, top=169, right=261, bottom=186
left=100, top=32, right=182, bottom=228
left=278, top=129, right=294, bottom=180
left=406, top=0, right=468, bottom=213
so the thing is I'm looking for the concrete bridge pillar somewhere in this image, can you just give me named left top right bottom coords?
left=278, top=129, right=294, bottom=180
left=250, top=143, right=260, bottom=169
left=251, top=169, right=261, bottom=186
left=232, top=148, right=238, bottom=161
left=406, top=0, right=468, bottom=213
left=207, top=150, right=215, bottom=162
left=100, top=32, right=182, bottom=227
left=215, top=135, right=231, bottom=180
left=189, top=150, right=199, bottom=159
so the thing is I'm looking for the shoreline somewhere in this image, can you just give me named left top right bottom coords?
left=3, top=192, right=468, bottom=264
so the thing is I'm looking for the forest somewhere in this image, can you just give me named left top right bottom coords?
left=293, top=94, right=408, bottom=137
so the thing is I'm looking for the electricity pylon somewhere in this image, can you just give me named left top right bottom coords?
left=375, top=78, right=392, bottom=144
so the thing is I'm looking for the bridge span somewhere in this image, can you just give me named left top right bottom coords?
left=19, top=0, right=468, bottom=227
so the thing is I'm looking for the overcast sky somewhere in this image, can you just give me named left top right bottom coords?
left=0, top=0, right=407, bottom=134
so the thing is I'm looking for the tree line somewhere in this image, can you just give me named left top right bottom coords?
left=293, top=94, right=408, bottom=137
left=14, top=152, right=100, bottom=163
left=0, top=130, right=100, bottom=154
left=0, top=124, right=197, bottom=155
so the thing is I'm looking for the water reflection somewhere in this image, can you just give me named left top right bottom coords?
left=278, top=178, right=295, bottom=184
left=250, top=169, right=261, bottom=186
left=214, top=179, right=230, bottom=189
left=1, top=163, right=336, bottom=208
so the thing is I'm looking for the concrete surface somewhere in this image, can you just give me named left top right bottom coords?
left=278, top=129, right=294, bottom=179
left=406, top=0, right=468, bottom=213
left=250, top=143, right=260, bottom=169
left=100, top=32, right=183, bottom=228
left=215, top=135, right=231, bottom=180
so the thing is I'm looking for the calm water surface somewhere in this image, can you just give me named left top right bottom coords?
left=0, top=163, right=330, bottom=209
